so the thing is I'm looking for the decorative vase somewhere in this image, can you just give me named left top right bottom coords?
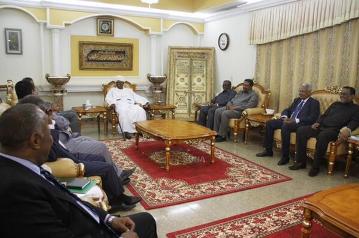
left=45, top=74, right=71, bottom=111
left=147, top=74, right=167, bottom=104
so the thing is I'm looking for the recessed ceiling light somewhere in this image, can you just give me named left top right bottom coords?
left=140, top=0, right=159, bottom=4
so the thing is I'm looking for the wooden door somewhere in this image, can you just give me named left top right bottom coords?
left=167, top=47, right=215, bottom=120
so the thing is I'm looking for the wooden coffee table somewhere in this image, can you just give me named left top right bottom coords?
left=135, top=120, right=217, bottom=171
left=72, top=106, right=108, bottom=135
left=244, top=113, right=274, bottom=144
left=302, top=183, right=359, bottom=238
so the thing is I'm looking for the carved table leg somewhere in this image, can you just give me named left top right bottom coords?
left=301, top=208, right=313, bottom=238
left=345, top=142, right=353, bottom=178
left=97, top=114, right=100, bottom=135
left=78, top=112, right=83, bottom=133
left=165, top=140, right=172, bottom=171
left=210, top=136, right=215, bottom=164
left=103, top=111, right=108, bottom=135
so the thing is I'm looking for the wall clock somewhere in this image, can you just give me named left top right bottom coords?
left=218, top=33, right=229, bottom=51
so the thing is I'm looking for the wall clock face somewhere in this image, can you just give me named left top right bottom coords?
left=101, top=22, right=110, bottom=31
left=218, top=33, right=229, bottom=51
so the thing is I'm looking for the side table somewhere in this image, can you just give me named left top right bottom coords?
left=72, top=106, right=108, bottom=135
left=147, top=104, right=176, bottom=120
left=345, top=138, right=359, bottom=178
left=244, top=113, right=273, bottom=144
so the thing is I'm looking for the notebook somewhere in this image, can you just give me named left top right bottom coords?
left=60, top=178, right=91, bottom=189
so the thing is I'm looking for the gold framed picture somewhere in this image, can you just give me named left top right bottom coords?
left=79, top=41, right=133, bottom=71
left=97, top=17, right=114, bottom=36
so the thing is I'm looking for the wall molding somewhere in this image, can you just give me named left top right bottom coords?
left=38, top=84, right=150, bottom=93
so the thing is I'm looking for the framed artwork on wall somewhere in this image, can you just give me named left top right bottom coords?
left=97, top=17, right=114, bottom=36
left=79, top=41, right=133, bottom=70
left=4, top=28, right=22, bottom=54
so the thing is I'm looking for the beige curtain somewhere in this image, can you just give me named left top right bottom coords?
left=255, top=19, right=359, bottom=111
left=250, top=0, right=359, bottom=44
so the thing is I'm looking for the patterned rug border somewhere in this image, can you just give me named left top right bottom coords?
left=166, top=194, right=314, bottom=237
left=107, top=138, right=292, bottom=210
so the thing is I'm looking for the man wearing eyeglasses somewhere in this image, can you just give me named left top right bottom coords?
left=290, top=86, right=359, bottom=177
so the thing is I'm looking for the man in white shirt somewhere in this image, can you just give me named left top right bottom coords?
left=256, top=83, right=320, bottom=166
left=105, top=81, right=149, bottom=139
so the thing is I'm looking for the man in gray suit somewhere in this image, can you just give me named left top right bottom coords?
left=214, top=79, right=258, bottom=142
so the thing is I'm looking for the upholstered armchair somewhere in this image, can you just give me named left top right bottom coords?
left=44, top=158, right=110, bottom=211
left=0, top=80, right=17, bottom=115
left=273, top=87, right=359, bottom=176
left=228, top=83, right=271, bottom=142
left=102, top=80, right=137, bottom=136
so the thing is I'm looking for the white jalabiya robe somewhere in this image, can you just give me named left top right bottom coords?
left=105, top=87, right=149, bottom=133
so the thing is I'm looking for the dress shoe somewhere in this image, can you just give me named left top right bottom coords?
left=121, top=177, right=130, bottom=185
left=215, top=136, right=226, bottom=142
left=308, top=167, right=320, bottom=177
left=289, top=163, right=306, bottom=170
left=124, top=132, right=132, bottom=139
left=256, top=150, right=273, bottom=157
left=119, top=194, right=142, bottom=205
left=108, top=202, right=135, bottom=213
left=120, top=168, right=135, bottom=180
left=277, top=158, right=289, bottom=166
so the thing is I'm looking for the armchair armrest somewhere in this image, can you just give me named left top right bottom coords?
left=193, top=102, right=210, bottom=109
left=351, top=128, right=359, bottom=136
left=243, top=107, right=265, bottom=116
left=45, top=158, right=85, bottom=178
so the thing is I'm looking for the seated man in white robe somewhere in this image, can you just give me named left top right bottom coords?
left=105, top=80, right=149, bottom=139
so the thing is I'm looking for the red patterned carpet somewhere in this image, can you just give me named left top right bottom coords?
left=166, top=195, right=339, bottom=238
left=104, top=139, right=291, bottom=210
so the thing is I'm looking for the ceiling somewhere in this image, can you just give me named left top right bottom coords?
left=85, top=0, right=249, bottom=13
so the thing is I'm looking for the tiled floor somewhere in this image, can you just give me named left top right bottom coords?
left=81, top=120, right=359, bottom=238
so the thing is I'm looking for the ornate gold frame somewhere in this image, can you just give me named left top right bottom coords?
left=79, top=41, right=133, bottom=71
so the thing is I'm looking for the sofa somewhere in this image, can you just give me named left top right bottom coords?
left=273, top=86, right=359, bottom=176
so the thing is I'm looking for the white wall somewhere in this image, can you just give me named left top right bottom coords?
left=203, top=13, right=256, bottom=93
left=1, top=8, right=242, bottom=110
left=0, top=8, right=44, bottom=85
left=161, top=24, right=200, bottom=75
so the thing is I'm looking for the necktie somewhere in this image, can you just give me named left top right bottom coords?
left=39, top=168, right=120, bottom=237
left=291, top=100, right=304, bottom=119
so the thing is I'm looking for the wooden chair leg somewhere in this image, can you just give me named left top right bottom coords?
left=344, top=142, right=354, bottom=178
left=301, top=208, right=313, bottom=238
left=327, top=142, right=337, bottom=175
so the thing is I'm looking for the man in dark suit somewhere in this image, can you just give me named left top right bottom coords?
left=0, top=104, right=158, bottom=238
left=290, top=86, right=359, bottom=176
left=18, top=95, right=141, bottom=212
left=256, top=84, right=320, bottom=165
left=197, top=80, right=236, bottom=129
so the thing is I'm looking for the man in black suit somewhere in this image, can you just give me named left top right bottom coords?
left=0, top=104, right=158, bottom=238
left=18, top=95, right=140, bottom=212
left=197, top=80, right=236, bottom=129
left=256, top=84, right=320, bottom=165
left=291, top=86, right=359, bottom=177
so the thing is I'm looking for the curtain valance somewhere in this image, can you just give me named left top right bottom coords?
left=250, top=0, right=359, bottom=45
